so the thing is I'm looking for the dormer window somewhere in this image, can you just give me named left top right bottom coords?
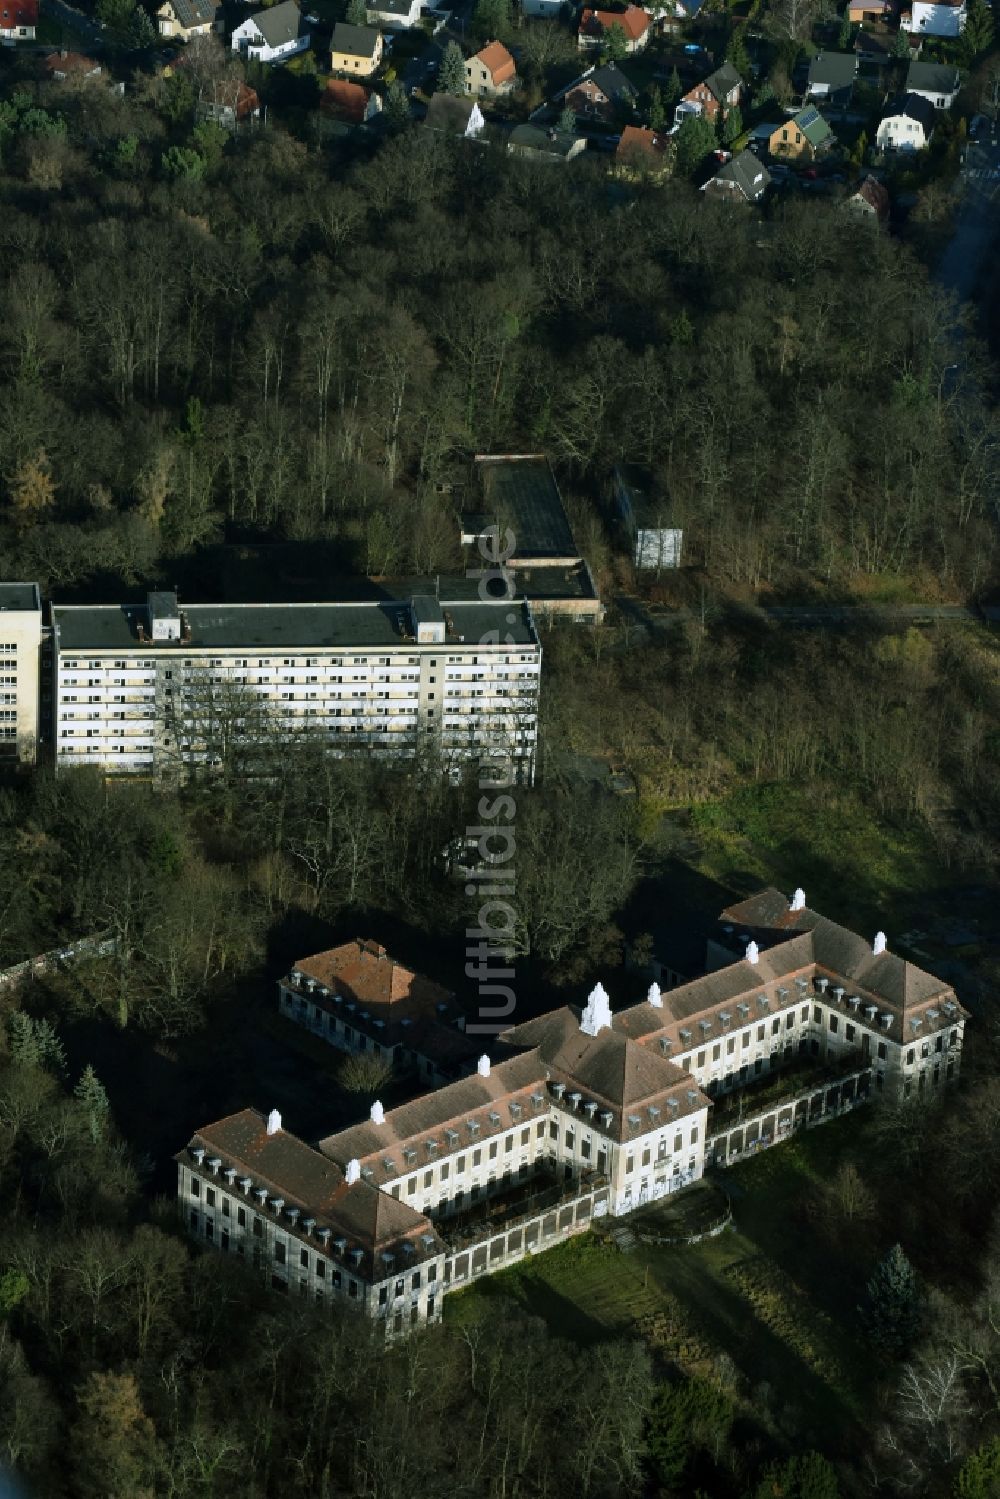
left=239, top=1176, right=252, bottom=1194
left=910, top=1016, right=923, bottom=1032
left=881, top=1014, right=893, bottom=1029
left=627, top=1114, right=641, bottom=1128
left=270, top=1197, right=285, bottom=1214
left=333, top=1237, right=348, bottom=1254
left=848, top=995, right=861, bottom=1010
left=679, top=1027, right=692, bottom=1041
left=530, top=1093, right=544, bottom=1108
left=191, top=1147, right=206, bottom=1166
left=467, top=1120, right=480, bottom=1136
left=815, top=977, right=829, bottom=994
left=775, top=987, right=788, bottom=1000
left=648, top=1105, right=660, bottom=1121
left=224, top=1167, right=236, bottom=1185
left=207, top=1157, right=221, bottom=1175
left=599, top=1110, right=613, bottom=1127
left=286, top=1207, right=300, bottom=1223
left=445, top=1129, right=460, bottom=1146
left=254, top=1188, right=268, bottom=1204
left=383, top=1158, right=397, bottom=1174
left=865, top=1004, right=878, bottom=1019
left=832, top=987, right=845, bottom=1003
left=795, top=978, right=808, bottom=991
left=510, top=1103, right=522, bottom=1120
left=488, top=1111, right=501, bottom=1127
left=758, top=994, right=769, bottom=1008
left=584, top=1101, right=598, bottom=1117
left=658, top=1037, right=672, bottom=1054
left=720, top=1011, right=732, bottom=1027
left=686, top=1090, right=698, bottom=1104
left=667, top=1099, right=679, bottom=1115
left=551, top=1083, right=566, bottom=1100
left=737, top=1002, right=750, bottom=1017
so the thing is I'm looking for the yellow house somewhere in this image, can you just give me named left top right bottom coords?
left=767, top=106, right=835, bottom=161
left=330, top=20, right=383, bottom=76
left=156, top=0, right=219, bottom=41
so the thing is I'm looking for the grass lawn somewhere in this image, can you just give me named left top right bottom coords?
left=446, top=1117, right=879, bottom=1457
left=686, top=779, right=943, bottom=938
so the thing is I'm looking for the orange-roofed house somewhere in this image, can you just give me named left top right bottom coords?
left=465, top=39, right=516, bottom=96
left=320, top=77, right=382, bottom=123
left=846, top=175, right=890, bottom=224
left=615, top=124, right=671, bottom=179
left=579, top=3, right=651, bottom=52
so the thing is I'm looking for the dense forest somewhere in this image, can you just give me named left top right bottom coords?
left=0, top=45, right=995, bottom=593
left=1, top=21, right=1000, bottom=1499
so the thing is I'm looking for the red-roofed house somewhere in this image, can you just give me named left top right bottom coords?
left=43, top=49, right=102, bottom=80
left=0, top=0, right=36, bottom=38
left=465, top=39, right=516, bottom=96
left=615, top=124, right=671, bottom=178
left=320, top=77, right=382, bottom=122
left=578, top=3, right=651, bottom=52
left=846, top=175, right=890, bottom=223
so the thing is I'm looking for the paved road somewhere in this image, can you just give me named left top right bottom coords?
left=39, top=0, right=104, bottom=47
left=613, top=594, right=1000, bottom=635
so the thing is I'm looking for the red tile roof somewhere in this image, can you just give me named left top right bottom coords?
left=320, top=77, right=372, bottom=122
left=43, top=48, right=99, bottom=74
left=295, top=939, right=452, bottom=1012
left=852, top=175, right=890, bottom=218
left=580, top=3, right=650, bottom=40
left=616, top=124, right=669, bottom=158
left=1, top=0, right=36, bottom=26
left=473, top=39, right=516, bottom=84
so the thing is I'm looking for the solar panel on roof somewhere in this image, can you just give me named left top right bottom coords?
left=798, top=107, right=819, bottom=127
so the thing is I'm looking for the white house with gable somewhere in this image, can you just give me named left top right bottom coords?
left=231, top=0, right=310, bottom=62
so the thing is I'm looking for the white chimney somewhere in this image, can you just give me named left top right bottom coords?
left=873, top=931, right=887, bottom=956
left=477, top=1054, right=491, bottom=1078
left=345, top=1159, right=361, bottom=1185
left=745, top=941, right=760, bottom=966
left=266, top=1109, right=282, bottom=1135
left=580, top=982, right=613, bottom=1037
left=647, top=981, right=662, bottom=1009
left=370, top=1099, right=385, bottom=1125
left=790, top=888, right=806, bottom=912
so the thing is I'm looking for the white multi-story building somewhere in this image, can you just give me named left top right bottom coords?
left=177, top=889, right=968, bottom=1337
left=0, top=583, right=43, bottom=764
left=51, top=591, right=541, bottom=781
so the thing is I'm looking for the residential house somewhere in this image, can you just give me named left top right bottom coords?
left=366, top=0, right=422, bottom=27
left=0, top=585, right=41, bottom=763
left=231, top=0, right=310, bottom=62
left=853, top=29, right=895, bottom=67
left=578, top=3, right=651, bottom=52
left=910, top=0, right=965, bottom=34
left=423, top=92, right=486, bottom=137
left=905, top=58, right=960, bottom=106
left=321, top=77, right=382, bottom=123
left=561, top=61, right=637, bottom=123
left=876, top=90, right=936, bottom=148
left=677, top=61, right=743, bottom=124
left=509, top=123, right=587, bottom=160
left=42, top=49, right=102, bottom=80
left=199, top=80, right=260, bottom=127
left=847, top=0, right=893, bottom=18
left=0, top=0, right=35, bottom=39
left=767, top=105, right=835, bottom=160
left=178, top=889, right=968, bottom=1336
left=156, top=0, right=218, bottom=41
left=806, top=50, right=858, bottom=105
left=702, top=147, right=771, bottom=202
left=845, top=174, right=890, bottom=221
left=329, top=21, right=383, bottom=75
left=615, top=124, right=671, bottom=178
left=465, top=40, right=516, bottom=97
left=522, top=0, right=562, bottom=15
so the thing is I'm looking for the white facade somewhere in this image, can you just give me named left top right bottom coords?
left=0, top=584, right=42, bottom=764
left=366, top=0, right=421, bottom=26
left=911, top=0, right=965, bottom=33
left=51, top=593, right=541, bottom=781
left=231, top=12, right=310, bottom=61
left=877, top=109, right=933, bottom=151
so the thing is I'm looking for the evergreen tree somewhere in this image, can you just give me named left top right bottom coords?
left=346, top=0, right=367, bottom=20
left=752, top=1452, right=840, bottom=1499
left=726, top=27, right=751, bottom=76
left=674, top=113, right=716, bottom=177
left=664, top=65, right=682, bottom=107
left=7, top=1011, right=65, bottom=1073
left=438, top=40, right=467, bottom=96
left=838, top=11, right=854, bottom=48
left=722, top=104, right=744, bottom=146
left=647, top=1378, right=733, bottom=1488
left=647, top=83, right=666, bottom=130
left=75, top=1064, right=111, bottom=1143
left=892, top=26, right=911, bottom=56
left=963, top=0, right=994, bottom=60
left=558, top=104, right=576, bottom=134
left=472, top=0, right=512, bottom=41
left=383, top=78, right=411, bottom=131
left=603, top=21, right=629, bottom=62
left=861, top=1243, right=922, bottom=1356
left=954, top=1436, right=1000, bottom=1499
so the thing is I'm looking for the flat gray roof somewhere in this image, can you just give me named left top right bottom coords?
left=0, top=583, right=40, bottom=612
left=473, top=456, right=578, bottom=560
left=52, top=599, right=538, bottom=652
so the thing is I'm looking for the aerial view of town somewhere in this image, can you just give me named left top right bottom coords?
left=0, top=0, right=997, bottom=1484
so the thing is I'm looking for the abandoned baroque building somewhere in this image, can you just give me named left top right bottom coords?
left=177, top=888, right=967, bottom=1337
